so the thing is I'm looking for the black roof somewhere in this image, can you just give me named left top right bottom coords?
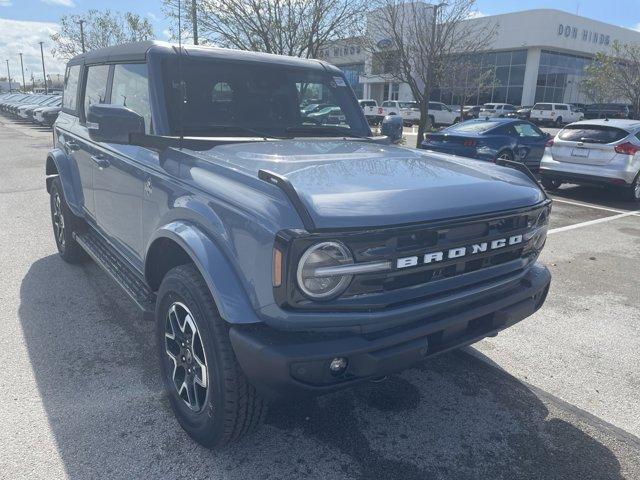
left=67, top=40, right=336, bottom=73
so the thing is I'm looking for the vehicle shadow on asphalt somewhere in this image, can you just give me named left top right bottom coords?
left=551, top=184, right=638, bottom=211
left=18, top=255, right=630, bottom=480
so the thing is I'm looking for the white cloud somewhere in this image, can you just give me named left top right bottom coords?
left=633, top=23, right=640, bottom=32
left=41, top=0, right=75, bottom=6
left=0, top=18, right=65, bottom=86
left=467, top=11, right=487, bottom=19
left=0, top=0, right=13, bottom=6
left=147, top=12, right=158, bottom=21
left=163, top=29, right=172, bottom=40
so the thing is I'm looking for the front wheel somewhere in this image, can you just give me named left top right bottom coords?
left=156, top=264, right=267, bottom=448
left=541, top=176, right=563, bottom=191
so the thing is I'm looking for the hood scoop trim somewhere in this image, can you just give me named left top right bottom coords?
left=258, top=169, right=316, bottom=231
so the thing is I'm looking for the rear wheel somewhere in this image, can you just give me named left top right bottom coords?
left=555, top=116, right=563, bottom=126
left=541, top=176, right=562, bottom=191
left=496, top=149, right=514, bottom=162
left=49, top=177, right=86, bottom=264
left=623, top=173, right=640, bottom=203
left=156, top=264, right=266, bottom=448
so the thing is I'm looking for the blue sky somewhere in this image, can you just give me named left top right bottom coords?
left=1, top=0, right=639, bottom=78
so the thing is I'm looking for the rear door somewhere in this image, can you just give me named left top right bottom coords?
left=551, top=124, right=629, bottom=165
left=56, top=64, right=98, bottom=218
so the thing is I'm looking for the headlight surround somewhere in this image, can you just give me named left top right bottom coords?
left=296, top=241, right=354, bottom=299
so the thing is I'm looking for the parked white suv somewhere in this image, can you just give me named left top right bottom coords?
left=479, top=103, right=516, bottom=118
left=539, top=119, right=640, bottom=202
left=530, top=103, right=583, bottom=126
left=378, top=100, right=458, bottom=126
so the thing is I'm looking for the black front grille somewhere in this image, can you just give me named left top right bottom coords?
left=277, top=203, right=549, bottom=311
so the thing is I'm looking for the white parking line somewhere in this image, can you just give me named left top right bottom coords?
left=551, top=197, right=633, bottom=215
left=548, top=210, right=640, bottom=235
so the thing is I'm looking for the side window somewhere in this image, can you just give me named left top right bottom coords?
left=83, top=65, right=110, bottom=120
left=514, top=123, right=543, bottom=138
left=382, top=101, right=391, bottom=107
left=62, top=65, right=80, bottom=113
left=429, top=102, right=442, bottom=111
left=111, top=63, right=152, bottom=133
left=556, top=105, right=568, bottom=111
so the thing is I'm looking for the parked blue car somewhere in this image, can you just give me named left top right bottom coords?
left=421, top=118, right=550, bottom=172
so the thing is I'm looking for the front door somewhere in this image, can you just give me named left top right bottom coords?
left=93, top=63, right=153, bottom=266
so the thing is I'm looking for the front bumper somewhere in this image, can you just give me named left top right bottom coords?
left=230, top=263, right=551, bottom=398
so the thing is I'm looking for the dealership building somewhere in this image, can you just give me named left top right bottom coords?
left=322, top=8, right=640, bottom=107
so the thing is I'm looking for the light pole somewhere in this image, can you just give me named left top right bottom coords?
left=39, top=41, right=48, bottom=94
left=191, top=0, right=198, bottom=45
left=5, top=59, right=11, bottom=93
left=19, top=53, right=26, bottom=92
left=78, top=19, right=86, bottom=53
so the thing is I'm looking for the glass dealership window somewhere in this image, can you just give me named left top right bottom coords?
left=432, top=49, right=528, bottom=106
left=535, top=50, right=593, bottom=103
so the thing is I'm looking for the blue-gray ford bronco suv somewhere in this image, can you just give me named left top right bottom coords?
left=46, top=41, right=551, bottom=447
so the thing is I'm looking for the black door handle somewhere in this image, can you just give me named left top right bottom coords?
left=90, top=153, right=110, bottom=168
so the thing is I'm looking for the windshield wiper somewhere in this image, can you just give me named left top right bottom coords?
left=285, top=126, right=367, bottom=139
left=183, top=125, right=292, bottom=140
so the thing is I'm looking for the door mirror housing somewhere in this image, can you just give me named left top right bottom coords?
left=87, top=104, right=145, bottom=144
left=381, top=114, right=403, bottom=144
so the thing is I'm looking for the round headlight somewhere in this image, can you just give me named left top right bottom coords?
left=296, top=241, right=354, bottom=299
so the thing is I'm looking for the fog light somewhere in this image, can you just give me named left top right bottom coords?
left=329, top=357, right=348, bottom=376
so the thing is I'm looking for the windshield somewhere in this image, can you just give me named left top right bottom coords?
left=160, top=57, right=370, bottom=138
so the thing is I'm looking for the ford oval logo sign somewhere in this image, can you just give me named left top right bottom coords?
left=377, top=38, right=393, bottom=49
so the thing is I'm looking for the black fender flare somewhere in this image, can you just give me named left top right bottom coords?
left=45, top=148, right=85, bottom=218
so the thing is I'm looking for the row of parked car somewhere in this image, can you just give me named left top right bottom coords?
left=419, top=116, right=640, bottom=203
left=0, top=92, right=62, bottom=127
left=360, top=98, right=637, bottom=128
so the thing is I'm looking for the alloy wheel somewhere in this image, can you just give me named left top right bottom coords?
left=164, top=302, right=209, bottom=412
left=498, top=151, right=512, bottom=161
left=52, top=191, right=65, bottom=248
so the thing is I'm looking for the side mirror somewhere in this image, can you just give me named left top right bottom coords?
left=87, top=103, right=145, bottom=144
left=381, top=114, right=403, bottom=144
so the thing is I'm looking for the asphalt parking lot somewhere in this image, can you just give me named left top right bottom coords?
left=1, top=117, right=639, bottom=480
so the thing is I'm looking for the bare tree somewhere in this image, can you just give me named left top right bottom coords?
left=363, top=0, right=497, bottom=147
left=439, top=54, right=495, bottom=122
left=162, top=0, right=366, bottom=59
left=51, top=10, right=154, bottom=59
left=581, top=41, right=640, bottom=119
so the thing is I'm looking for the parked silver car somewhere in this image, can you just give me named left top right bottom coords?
left=539, top=119, right=640, bottom=202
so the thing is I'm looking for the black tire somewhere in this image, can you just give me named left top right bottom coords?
left=49, top=177, right=87, bottom=264
left=541, top=176, right=562, bottom=191
left=623, top=173, right=640, bottom=203
left=428, top=115, right=435, bottom=128
left=496, top=149, right=514, bottom=162
left=555, top=116, right=563, bottom=126
left=453, top=117, right=460, bottom=124
left=156, top=264, right=266, bottom=448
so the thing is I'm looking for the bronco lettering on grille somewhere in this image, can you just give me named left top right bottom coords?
left=396, top=234, right=523, bottom=269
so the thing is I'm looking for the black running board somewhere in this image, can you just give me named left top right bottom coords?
left=73, top=230, right=156, bottom=320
